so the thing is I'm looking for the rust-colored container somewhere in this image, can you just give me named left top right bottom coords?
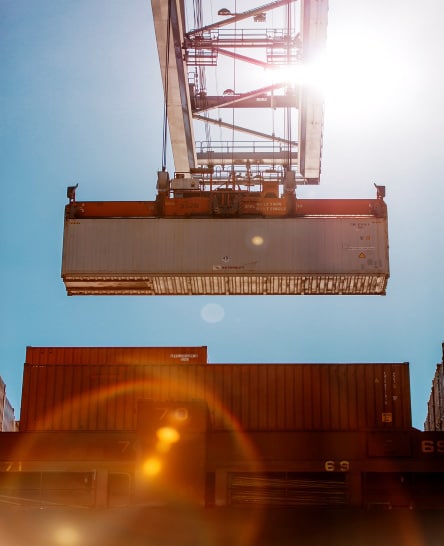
left=20, top=351, right=411, bottom=433
left=25, top=346, right=207, bottom=365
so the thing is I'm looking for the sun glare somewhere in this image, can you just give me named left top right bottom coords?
left=157, top=426, right=180, bottom=444
left=261, top=24, right=411, bottom=125
left=53, top=526, right=80, bottom=546
left=251, top=235, right=264, bottom=246
left=143, top=457, right=162, bottom=476
left=266, top=57, right=327, bottom=91
left=320, top=27, right=412, bottom=121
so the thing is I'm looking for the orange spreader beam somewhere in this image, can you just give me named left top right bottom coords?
left=66, top=196, right=387, bottom=219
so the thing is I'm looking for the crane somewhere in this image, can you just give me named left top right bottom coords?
left=61, top=0, right=389, bottom=296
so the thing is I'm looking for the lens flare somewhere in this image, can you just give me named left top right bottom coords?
left=157, top=426, right=180, bottom=444
left=173, top=407, right=189, bottom=422
left=251, top=235, right=264, bottom=246
left=156, top=426, right=180, bottom=452
left=143, top=457, right=162, bottom=476
left=53, top=526, right=80, bottom=546
left=201, top=303, right=225, bottom=323
left=265, top=56, right=327, bottom=92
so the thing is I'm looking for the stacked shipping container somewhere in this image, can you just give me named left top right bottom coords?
left=21, top=347, right=411, bottom=432
left=24, top=346, right=208, bottom=366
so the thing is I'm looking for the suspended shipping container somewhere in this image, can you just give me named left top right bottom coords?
left=20, top=352, right=411, bottom=432
left=61, top=217, right=389, bottom=296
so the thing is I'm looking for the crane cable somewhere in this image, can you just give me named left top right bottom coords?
left=285, top=0, right=292, bottom=169
left=231, top=0, right=238, bottom=187
left=193, top=0, right=211, bottom=150
left=161, top=0, right=172, bottom=171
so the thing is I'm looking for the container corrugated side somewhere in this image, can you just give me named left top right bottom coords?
left=62, top=217, right=389, bottom=295
left=20, top=362, right=411, bottom=432
left=25, top=346, right=207, bottom=365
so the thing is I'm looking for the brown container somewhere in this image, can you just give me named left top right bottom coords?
left=25, top=346, right=207, bottom=365
left=20, top=353, right=411, bottom=433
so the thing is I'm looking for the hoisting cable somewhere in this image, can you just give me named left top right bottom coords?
left=285, top=0, right=292, bottom=170
left=161, top=0, right=172, bottom=171
left=230, top=0, right=238, bottom=189
left=193, top=0, right=212, bottom=167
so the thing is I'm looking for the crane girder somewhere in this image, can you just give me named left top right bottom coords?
left=186, top=0, right=298, bottom=37
left=151, top=0, right=196, bottom=171
left=298, top=0, right=329, bottom=182
left=192, top=83, right=290, bottom=114
left=192, top=96, right=298, bottom=110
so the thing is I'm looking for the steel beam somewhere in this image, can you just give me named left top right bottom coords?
left=186, top=0, right=297, bottom=37
left=196, top=150, right=297, bottom=165
left=298, top=0, right=329, bottom=182
left=192, top=83, right=288, bottom=114
left=151, top=0, right=196, bottom=172
left=192, top=95, right=298, bottom=110
left=193, top=114, right=297, bottom=145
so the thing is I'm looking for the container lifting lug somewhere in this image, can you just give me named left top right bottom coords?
left=374, top=183, right=386, bottom=200
left=67, top=183, right=78, bottom=203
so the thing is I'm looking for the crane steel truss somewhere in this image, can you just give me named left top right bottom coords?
left=151, top=0, right=328, bottom=186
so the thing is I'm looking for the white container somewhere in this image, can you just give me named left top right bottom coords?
left=62, top=217, right=389, bottom=295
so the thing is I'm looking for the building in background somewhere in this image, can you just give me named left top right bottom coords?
left=0, top=375, right=17, bottom=432
left=425, top=343, right=444, bottom=431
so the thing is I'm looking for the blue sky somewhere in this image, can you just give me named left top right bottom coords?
left=1, top=0, right=443, bottom=429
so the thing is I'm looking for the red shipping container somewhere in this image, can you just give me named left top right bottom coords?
left=20, top=350, right=411, bottom=433
left=25, top=346, right=207, bottom=366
